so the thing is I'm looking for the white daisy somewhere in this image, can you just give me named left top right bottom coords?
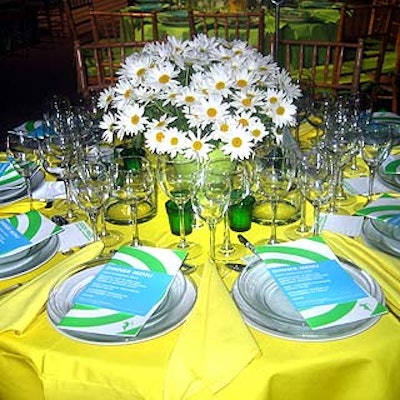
left=144, top=61, right=180, bottom=91
left=270, top=98, right=297, bottom=128
left=144, top=126, right=168, bottom=154
left=184, top=131, right=213, bottom=161
left=163, top=127, right=189, bottom=157
left=97, top=87, right=114, bottom=111
left=99, top=112, right=117, bottom=142
left=193, top=95, right=230, bottom=128
left=117, top=103, right=148, bottom=136
left=220, top=127, right=254, bottom=161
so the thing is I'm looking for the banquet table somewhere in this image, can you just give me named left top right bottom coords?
left=0, top=123, right=400, bottom=399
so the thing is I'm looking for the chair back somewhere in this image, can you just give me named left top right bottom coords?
left=74, top=40, right=150, bottom=97
left=273, top=38, right=364, bottom=96
left=90, top=10, right=159, bottom=43
left=64, top=0, right=94, bottom=43
left=187, top=9, right=265, bottom=54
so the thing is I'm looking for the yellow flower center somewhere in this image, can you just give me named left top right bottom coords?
left=124, top=89, right=132, bottom=99
left=156, top=131, right=165, bottom=143
left=237, top=79, right=247, bottom=88
left=252, top=128, right=261, bottom=138
left=276, top=106, right=285, bottom=116
left=193, top=140, right=203, bottom=151
left=239, top=118, right=249, bottom=127
left=207, top=108, right=217, bottom=118
left=170, top=137, right=179, bottom=146
left=156, top=121, right=166, bottom=127
left=106, top=94, right=112, bottom=103
left=216, top=81, right=225, bottom=90
left=159, top=74, right=170, bottom=84
left=232, top=137, right=243, bottom=148
left=131, top=115, right=140, bottom=125
left=136, top=67, right=146, bottom=77
left=220, top=123, right=229, bottom=132
left=242, top=98, right=252, bottom=107
left=185, top=95, right=195, bottom=104
left=270, top=96, right=278, bottom=105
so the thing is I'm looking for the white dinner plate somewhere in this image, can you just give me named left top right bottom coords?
left=377, top=164, right=400, bottom=192
left=361, top=219, right=400, bottom=257
left=0, top=169, right=45, bottom=205
left=47, top=265, right=197, bottom=345
left=232, top=258, right=384, bottom=341
left=0, top=235, right=60, bottom=280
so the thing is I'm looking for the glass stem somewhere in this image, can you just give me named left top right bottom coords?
left=24, top=177, right=33, bottom=211
left=296, top=192, right=309, bottom=233
left=130, top=202, right=140, bottom=247
left=209, top=222, right=216, bottom=263
left=220, top=213, right=234, bottom=254
left=88, top=209, right=99, bottom=241
left=368, top=167, right=376, bottom=203
left=177, top=203, right=188, bottom=249
left=313, top=204, right=321, bottom=236
left=99, top=205, right=108, bottom=237
left=269, top=199, right=278, bottom=244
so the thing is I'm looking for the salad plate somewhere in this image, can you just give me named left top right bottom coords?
left=0, top=235, right=60, bottom=279
left=232, top=258, right=384, bottom=341
left=361, top=219, right=400, bottom=257
left=47, top=266, right=197, bottom=345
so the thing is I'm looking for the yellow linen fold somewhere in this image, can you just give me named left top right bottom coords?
left=0, top=200, right=47, bottom=217
left=164, top=261, right=261, bottom=400
left=298, top=121, right=317, bottom=142
left=322, top=231, right=400, bottom=317
left=0, top=241, right=104, bottom=334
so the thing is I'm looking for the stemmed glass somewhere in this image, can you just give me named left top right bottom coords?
left=360, top=124, right=393, bottom=204
left=298, top=149, right=334, bottom=236
left=158, top=154, right=201, bottom=260
left=113, top=155, right=155, bottom=247
left=6, top=133, right=40, bottom=210
left=70, top=161, right=111, bottom=242
left=253, top=145, right=295, bottom=245
left=191, top=159, right=231, bottom=264
left=216, top=160, right=251, bottom=262
left=307, top=93, right=332, bottom=144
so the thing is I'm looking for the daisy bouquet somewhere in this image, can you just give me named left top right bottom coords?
left=98, top=34, right=300, bottom=161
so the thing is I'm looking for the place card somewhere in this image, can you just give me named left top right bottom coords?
left=58, top=245, right=187, bottom=337
left=355, top=196, right=400, bottom=227
left=57, top=221, right=94, bottom=253
left=0, top=210, right=63, bottom=257
left=256, top=238, right=387, bottom=330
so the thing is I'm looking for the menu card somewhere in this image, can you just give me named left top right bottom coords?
left=355, top=196, right=400, bottom=227
left=255, top=238, right=387, bottom=330
left=0, top=210, right=63, bottom=257
left=58, top=245, right=187, bottom=337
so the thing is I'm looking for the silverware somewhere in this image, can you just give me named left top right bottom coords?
left=237, top=234, right=264, bottom=264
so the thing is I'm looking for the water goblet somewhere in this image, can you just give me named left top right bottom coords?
left=307, top=92, right=332, bottom=144
left=215, top=159, right=251, bottom=262
left=253, top=146, right=295, bottom=245
left=158, top=154, right=201, bottom=260
left=113, top=155, right=155, bottom=247
left=298, top=149, right=334, bottom=236
left=191, top=159, right=231, bottom=264
left=360, top=124, right=393, bottom=204
left=6, top=133, right=40, bottom=210
left=70, top=161, right=111, bottom=242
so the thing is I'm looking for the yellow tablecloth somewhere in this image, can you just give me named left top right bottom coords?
left=0, top=139, right=400, bottom=399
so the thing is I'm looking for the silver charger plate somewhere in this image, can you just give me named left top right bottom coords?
left=0, top=169, right=45, bottom=205
left=232, top=259, right=384, bottom=342
left=47, top=266, right=197, bottom=345
left=361, top=219, right=400, bottom=257
left=0, top=235, right=60, bottom=279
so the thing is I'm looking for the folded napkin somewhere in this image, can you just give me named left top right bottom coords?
left=0, top=200, right=47, bottom=217
left=164, top=261, right=261, bottom=400
left=322, top=231, right=400, bottom=317
left=32, top=181, right=66, bottom=200
left=0, top=241, right=104, bottom=334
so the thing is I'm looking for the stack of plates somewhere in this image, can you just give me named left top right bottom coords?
left=232, top=259, right=384, bottom=341
left=0, top=167, right=44, bottom=206
left=377, top=156, right=400, bottom=192
left=47, top=265, right=197, bottom=345
left=0, top=235, right=60, bottom=280
left=361, top=218, right=400, bottom=257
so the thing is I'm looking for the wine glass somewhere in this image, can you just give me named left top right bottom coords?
left=191, top=159, right=231, bottom=264
left=70, top=161, right=111, bottom=242
left=360, top=123, right=393, bottom=204
left=6, top=133, right=40, bottom=210
left=253, top=145, right=295, bottom=245
left=158, top=154, right=201, bottom=260
left=112, top=155, right=155, bottom=247
left=298, top=149, right=334, bottom=236
left=215, top=159, right=251, bottom=262
left=307, top=92, right=332, bottom=144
